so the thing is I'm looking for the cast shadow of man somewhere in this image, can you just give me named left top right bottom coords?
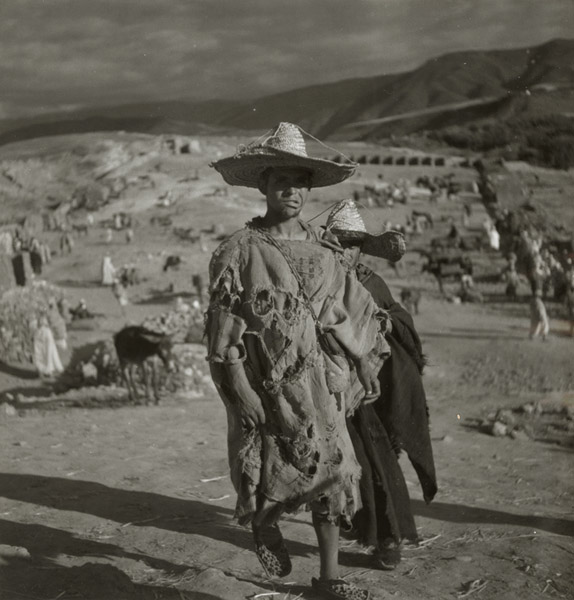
left=0, top=472, right=318, bottom=557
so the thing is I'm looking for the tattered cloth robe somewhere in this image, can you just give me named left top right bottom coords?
left=206, top=221, right=389, bottom=525
left=348, top=264, right=437, bottom=547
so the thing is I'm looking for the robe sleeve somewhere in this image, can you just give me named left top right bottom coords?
left=317, top=262, right=387, bottom=361
left=205, top=236, right=248, bottom=365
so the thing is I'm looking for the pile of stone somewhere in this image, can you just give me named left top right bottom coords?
left=481, top=401, right=574, bottom=444
left=142, top=304, right=205, bottom=344
left=0, top=281, right=65, bottom=364
left=57, top=339, right=121, bottom=390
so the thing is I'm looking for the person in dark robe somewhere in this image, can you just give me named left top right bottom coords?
left=323, top=200, right=437, bottom=570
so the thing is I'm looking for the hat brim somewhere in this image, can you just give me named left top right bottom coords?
left=332, top=229, right=406, bottom=262
left=211, top=147, right=356, bottom=189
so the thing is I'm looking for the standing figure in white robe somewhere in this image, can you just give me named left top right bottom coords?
left=33, top=317, right=64, bottom=378
left=101, top=255, right=116, bottom=285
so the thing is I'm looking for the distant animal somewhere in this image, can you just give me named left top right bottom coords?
left=163, top=255, right=182, bottom=272
left=400, top=288, right=422, bottom=315
left=113, top=326, right=175, bottom=404
left=411, top=210, right=434, bottom=229
left=422, top=253, right=473, bottom=294
left=71, top=223, right=89, bottom=236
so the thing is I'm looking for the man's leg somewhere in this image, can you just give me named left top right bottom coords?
left=251, top=500, right=291, bottom=578
left=312, top=512, right=339, bottom=581
left=542, top=315, right=550, bottom=340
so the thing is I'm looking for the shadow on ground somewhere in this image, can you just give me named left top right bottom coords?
left=134, top=291, right=196, bottom=306
left=412, top=499, right=574, bottom=537
left=0, top=362, right=38, bottom=380
left=55, top=279, right=103, bottom=288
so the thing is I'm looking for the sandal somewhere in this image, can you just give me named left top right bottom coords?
left=253, top=524, right=292, bottom=578
left=311, top=577, right=371, bottom=600
left=373, top=540, right=401, bottom=571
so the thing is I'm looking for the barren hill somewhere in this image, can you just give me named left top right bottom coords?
left=1, top=38, right=573, bottom=145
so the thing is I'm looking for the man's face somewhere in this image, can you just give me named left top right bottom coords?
left=265, top=167, right=311, bottom=220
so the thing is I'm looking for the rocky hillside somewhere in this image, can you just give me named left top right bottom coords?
left=0, top=39, right=573, bottom=145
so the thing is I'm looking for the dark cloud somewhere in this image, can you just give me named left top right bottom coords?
left=0, top=0, right=571, bottom=117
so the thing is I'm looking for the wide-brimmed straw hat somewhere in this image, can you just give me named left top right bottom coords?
left=210, top=122, right=357, bottom=189
left=326, top=199, right=406, bottom=262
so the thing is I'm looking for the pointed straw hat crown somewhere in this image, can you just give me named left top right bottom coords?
left=210, top=122, right=356, bottom=189
left=326, top=199, right=407, bottom=262
left=325, top=199, right=367, bottom=240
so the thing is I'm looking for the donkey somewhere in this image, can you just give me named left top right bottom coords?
left=113, top=326, right=175, bottom=405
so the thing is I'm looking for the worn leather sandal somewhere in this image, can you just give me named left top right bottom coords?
left=253, top=524, right=292, bottom=578
left=374, top=541, right=401, bottom=571
left=311, top=577, right=371, bottom=600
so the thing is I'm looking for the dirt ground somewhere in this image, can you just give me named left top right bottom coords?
left=1, top=136, right=573, bottom=600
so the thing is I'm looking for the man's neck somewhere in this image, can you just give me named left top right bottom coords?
left=256, top=215, right=307, bottom=240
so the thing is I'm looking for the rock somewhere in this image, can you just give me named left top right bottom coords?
left=490, top=421, right=508, bottom=437
left=0, top=403, right=17, bottom=417
left=521, top=402, right=535, bottom=415
left=0, top=545, right=31, bottom=565
left=441, top=434, right=453, bottom=443
left=495, top=409, right=516, bottom=427
left=456, top=555, right=473, bottom=563
left=81, top=362, right=98, bottom=381
left=509, top=428, right=530, bottom=442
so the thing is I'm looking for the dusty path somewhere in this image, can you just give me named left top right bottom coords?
left=2, top=288, right=573, bottom=600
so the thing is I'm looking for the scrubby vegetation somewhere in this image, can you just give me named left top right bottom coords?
left=429, top=115, right=574, bottom=170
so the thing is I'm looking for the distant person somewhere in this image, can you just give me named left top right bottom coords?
left=529, top=288, right=550, bottom=341
left=33, top=315, right=64, bottom=379
left=199, top=232, right=208, bottom=253
left=174, top=296, right=191, bottom=314
left=41, top=242, right=51, bottom=265
left=112, top=278, right=129, bottom=317
left=565, top=281, right=574, bottom=337
left=125, top=228, right=134, bottom=244
left=192, top=273, right=206, bottom=304
left=47, top=298, right=68, bottom=351
left=462, top=204, right=471, bottom=229
left=101, top=255, right=116, bottom=285
left=459, top=273, right=483, bottom=303
left=59, top=230, right=73, bottom=254
left=58, top=297, right=72, bottom=324
left=29, top=238, right=43, bottom=275
left=502, top=258, right=521, bottom=300
left=488, top=226, right=500, bottom=251
left=105, top=228, right=113, bottom=244
left=70, top=299, right=94, bottom=320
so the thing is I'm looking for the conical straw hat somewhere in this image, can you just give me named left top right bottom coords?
left=325, top=199, right=406, bottom=262
left=210, top=122, right=356, bottom=189
left=325, top=199, right=367, bottom=240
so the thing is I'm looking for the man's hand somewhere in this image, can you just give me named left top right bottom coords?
left=226, top=346, right=266, bottom=428
left=354, top=356, right=380, bottom=403
left=235, top=389, right=266, bottom=428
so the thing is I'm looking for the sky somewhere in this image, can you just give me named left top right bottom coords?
left=1, top=0, right=572, bottom=119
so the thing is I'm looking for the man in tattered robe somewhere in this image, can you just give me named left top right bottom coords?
left=207, top=221, right=387, bottom=524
